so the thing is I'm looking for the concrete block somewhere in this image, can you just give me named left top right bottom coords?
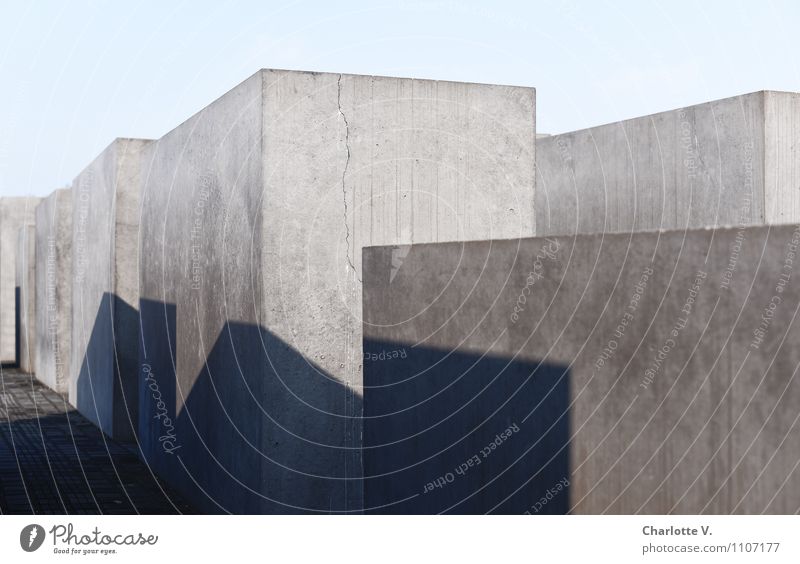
left=363, top=224, right=800, bottom=514
left=71, top=138, right=151, bottom=440
left=0, top=197, right=41, bottom=364
left=35, top=189, right=73, bottom=394
left=536, top=91, right=800, bottom=235
left=139, top=69, right=536, bottom=513
left=15, top=225, right=35, bottom=373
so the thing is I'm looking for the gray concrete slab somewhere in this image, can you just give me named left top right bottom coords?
left=35, top=189, right=73, bottom=395
left=0, top=197, right=41, bottom=364
left=139, top=69, right=536, bottom=513
left=71, top=138, right=151, bottom=441
left=15, top=225, right=35, bottom=373
left=535, top=91, right=800, bottom=235
left=362, top=224, right=800, bottom=514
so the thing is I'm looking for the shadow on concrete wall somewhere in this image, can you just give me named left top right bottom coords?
left=363, top=339, right=571, bottom=514
left=75, top=292, right=139, bottom=441
left=138, top=298, right=362, bottom=514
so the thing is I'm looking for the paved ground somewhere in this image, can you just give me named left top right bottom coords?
left=0, top=368, right=194, bottom=514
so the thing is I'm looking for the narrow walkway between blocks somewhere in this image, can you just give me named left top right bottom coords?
left=0, top=368, right=194, bottom=514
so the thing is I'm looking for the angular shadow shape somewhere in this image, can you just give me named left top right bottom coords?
left=363, top=339, right=570, bottom=514
left=139, top=299, right=363, bottom=514
left=75, top=292, right=139, bottom=441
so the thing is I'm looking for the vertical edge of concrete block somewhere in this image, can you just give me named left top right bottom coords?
left=0, top=197, right=41, bottom=364
left=764, top=90, right=800, bottom=224
left=71, top=138, right=151, bottom=441
left=35, top=188, right=73, bottom=394
left=15, top=224, right=36, bottom=373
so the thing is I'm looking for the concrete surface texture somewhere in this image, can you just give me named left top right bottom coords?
left=138, top=68, right=536, bottom=513
left=0, top=197, right=41, bottom=364
left=536, top=91, right=800, bottom=236
left=35, top=189, right=73, bottom=394
left=362, top=224, right=800, bottom=514
left=15, top=225, right=36, bottom=373
left=71, top=138, right=150, bottom=440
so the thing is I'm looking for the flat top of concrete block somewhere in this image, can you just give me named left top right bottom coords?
left=256, top=67, right=536, bottom=90
left=72, top=137, right=153, bottom=183
left=154, top=67, right=536, bottom=154
left=546, top=90, right=799, bottom=136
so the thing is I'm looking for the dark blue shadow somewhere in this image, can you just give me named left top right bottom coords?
left=363, top=340, right=570, bottom=514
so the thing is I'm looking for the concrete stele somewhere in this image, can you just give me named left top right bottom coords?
left=35, top=189, right=73, bottom=395
left=139, top=69, right=536, bottom=513
left=71, top=138, right=151, bottom=440
left=535, top=91, right=800, bottom=235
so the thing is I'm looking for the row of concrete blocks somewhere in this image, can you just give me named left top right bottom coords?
left=2, top=69, right=799, bottom=513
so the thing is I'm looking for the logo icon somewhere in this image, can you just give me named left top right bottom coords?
left=20, top=524, right=45, bottom=552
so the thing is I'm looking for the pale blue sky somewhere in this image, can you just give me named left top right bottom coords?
left=1, top=0, right=798, bottom=196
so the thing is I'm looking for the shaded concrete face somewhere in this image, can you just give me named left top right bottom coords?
left=35, top=189, right=73, bottom=394
left=139, top=69, right=536, bottom=513
left=363, top=225, right=800, bottom=514
left=0, top=197, right=41, bottom=364
left=16, top=225, right=36, bottom=373
left=536, top=91, right=800, bottom=235
left=71, top=138, right=150, bottom=440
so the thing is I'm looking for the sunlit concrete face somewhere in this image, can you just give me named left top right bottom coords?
left=16, top=225, right=36, bottom=374
left=535, top=91, right=800, bottom=236
left=0, top=197, right=41, bottom=364
left=35, top=189, right=73, bottom=395
left=362, top=224, right=800, bottom=514
left=138, top=68, right=536, bottom=514
left=71, top=138, right=151, bottom=441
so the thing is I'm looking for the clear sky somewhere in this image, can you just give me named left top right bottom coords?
left=1, top=0, right=798, bottom=197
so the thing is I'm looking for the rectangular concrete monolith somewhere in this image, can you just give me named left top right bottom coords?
left=72, top=138, right=151, bottom=440
left=16, top=225, right=35, bottom=373
left=139, top=69, right=536, bottom=513
left=362, top=224, right=800, bottom=514
left=535, top=91, right=800, bottom=235
left=0, top=197, right=41, bottom=364
left=35, top=189, right=73, bottom=394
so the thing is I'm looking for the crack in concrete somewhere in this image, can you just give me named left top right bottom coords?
left=337, top=74, right=359, bottom=280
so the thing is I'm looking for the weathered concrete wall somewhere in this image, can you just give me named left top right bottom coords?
left=71, top=138, right=150, bottom=440
left=139, top=69, right=536, bottom=513
left=535, top=91, right=800, bottom=235
left=0, top=197, right=41, bottom=364
left=35, top=189, right=73, bottom=394
left=363, top=224, right=800, bottom=514
left=15, top=225, right=35, bottom=373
